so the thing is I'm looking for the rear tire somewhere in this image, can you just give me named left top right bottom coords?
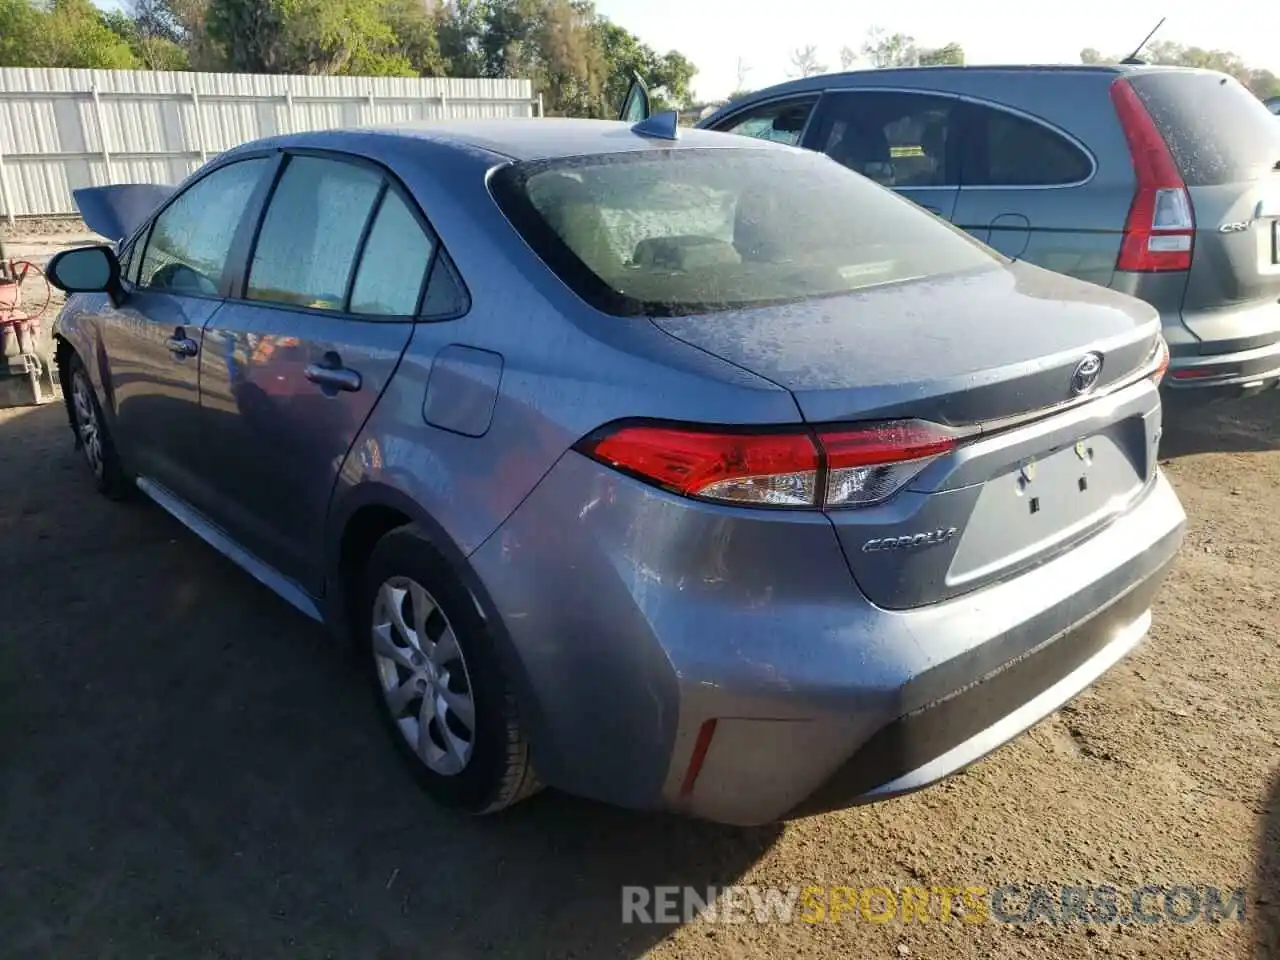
left=67, top=354, right=131, bottom=500
left=360, top=525, right=541, bottom=814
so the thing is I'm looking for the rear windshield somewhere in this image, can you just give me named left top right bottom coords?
left=489, top=147, right=999, bottom=317
left=1129, top=72, right=1280, bottom=186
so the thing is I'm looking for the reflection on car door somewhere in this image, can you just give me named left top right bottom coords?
left=97, top=156, right=271, bottom=509
left=949, top=103, right=1115, bottom=284
left=805, top=91, right=961, bottom=221
left=199, top=153, right=443, bottom=594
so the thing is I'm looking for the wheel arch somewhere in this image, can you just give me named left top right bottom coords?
left=324, top=481, right=552, bottom=770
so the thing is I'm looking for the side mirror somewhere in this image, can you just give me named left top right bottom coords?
left=46, top=245, right=121, bottom=299
left=618, top=72, right=651, bottom=123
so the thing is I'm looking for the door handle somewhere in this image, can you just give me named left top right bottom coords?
left=304, top=362, right=362, bottom=393
left=166, top=330, right=198, bottom=357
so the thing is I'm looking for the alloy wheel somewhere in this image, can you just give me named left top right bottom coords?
left=71, top=371, right=104, bottom=480
left=371, top=576, right=477, bottom=776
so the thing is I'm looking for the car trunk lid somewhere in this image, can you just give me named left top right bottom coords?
left=651, top=261, right=1165, bottom=608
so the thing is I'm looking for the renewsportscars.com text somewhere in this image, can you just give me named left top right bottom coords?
left=621, top=883, right=1247, bottom=926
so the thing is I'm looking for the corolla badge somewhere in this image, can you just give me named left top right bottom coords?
left=862, top=527, right=958, bottom=553
left=1070, top=352, right=1104, bottom=397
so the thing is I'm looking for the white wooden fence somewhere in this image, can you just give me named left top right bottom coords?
left=0, top=68, right=539, bottom=222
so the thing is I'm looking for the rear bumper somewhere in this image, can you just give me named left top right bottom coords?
left=470, top=455, right=1185, bottom=826
left=789, top=525, right=1172, bottom=816
left=1164, top=337, right=1280, bottom=399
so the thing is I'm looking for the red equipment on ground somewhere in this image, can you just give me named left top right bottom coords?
left=0, top=238, right=57, bottom=407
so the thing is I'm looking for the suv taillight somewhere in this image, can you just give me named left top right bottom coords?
left=1111, top=78, right=1195, bottom=272
left=576, top=419, right=963, bottom=509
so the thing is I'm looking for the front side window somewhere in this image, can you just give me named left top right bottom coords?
left=247, top=156, right=383, bottom=310
left=490, top=147, right=1000, bottom=318
left=117, top=235, right=140, bottom=285
left=348, top=190, right=437, bottom=316
left=817, top=92, right=956, bottom=188
left=713, top=98, right=818, bottom=147
left=138, top=157, right=269, bottom=295
left=963, top=107, right=1093, bottom=186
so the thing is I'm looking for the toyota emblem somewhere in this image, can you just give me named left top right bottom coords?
left=1070, top=353, right=1104, bottom=396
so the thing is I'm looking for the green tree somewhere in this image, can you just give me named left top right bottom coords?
left=435, top=0, right=488, bottom=77
left=1081, top=39, right=1280, bottom=99
left=861, top=27, right=917, bottom=68
left=382, top=0, right=445, bottom=75
left=101, top=8, right=190, bottom=68
left=0, top=0, right=142, bottom=68
left=918, top=42, right=963, bottom=66
left=204, top=0, right=415, bottom=75
left=0, top=0, right=43, bottom=66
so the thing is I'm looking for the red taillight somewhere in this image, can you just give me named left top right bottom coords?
left=1111, top=79, right=1195, bottom=273
left=585, top=424, right=819, bottom=506
left=577, top=419, right=961, bottom=509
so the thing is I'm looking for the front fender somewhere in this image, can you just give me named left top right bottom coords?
left=53, top=295, right=115, bottom=417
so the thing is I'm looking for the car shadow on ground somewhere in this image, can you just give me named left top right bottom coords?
left=1258, top=765, right=1280, bottom=958
left=0, top=405, right=782, bottom=958
left=1159, top=389, right=1280, bottom=459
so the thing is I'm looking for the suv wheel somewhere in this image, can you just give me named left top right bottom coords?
left=361, top=525, right=541, bottom=814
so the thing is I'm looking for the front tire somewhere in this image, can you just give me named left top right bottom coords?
left=361, top=525, right=541, bottom=814
left=68, top=355, right=130, bottom=500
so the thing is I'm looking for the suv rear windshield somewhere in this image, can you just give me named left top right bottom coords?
left=1129, top=71, right=1280, bottom=186
left=489, top=147, right=999, bottom=317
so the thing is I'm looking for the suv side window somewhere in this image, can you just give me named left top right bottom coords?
left=137, top=157, right=269, bottom=296
left=816, top=92, right=957, bottom=188
left=247, top=156, right=383, bottom=311
left=348, top=189, right=438, bottom=316
left=962, top=106, right=1093, bottom=186
left=711, top=97, right=818, bottom=146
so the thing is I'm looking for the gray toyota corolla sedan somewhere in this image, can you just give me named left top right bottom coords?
left=47, top=116, right=1185, bottom=826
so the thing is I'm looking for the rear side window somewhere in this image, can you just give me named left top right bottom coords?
left=490, top=147, right=999, bottom=318
left=247, top=156, right=383, bottom=310
left=962, top=107, right=1092, bottom=186
left=349, top=190, right=437, bottom=316
left=138, top=157, right=268, bottom=295
left=815, top=92, right=957, bottom=188
left=712, top=97, right=818, bottom=147
left=1128, top=72, right=1280, bottom=185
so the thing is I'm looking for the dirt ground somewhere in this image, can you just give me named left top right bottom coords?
left=0, top=231, right=1276, bottom=959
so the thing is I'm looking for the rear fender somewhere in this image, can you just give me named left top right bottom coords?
left=322, top=480, right=552, bottom=768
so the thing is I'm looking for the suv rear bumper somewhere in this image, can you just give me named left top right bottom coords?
left=1164, top=337, right=1280, bottom=399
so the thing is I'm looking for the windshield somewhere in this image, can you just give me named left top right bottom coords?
left=489, top=147, right=1000, bottom=317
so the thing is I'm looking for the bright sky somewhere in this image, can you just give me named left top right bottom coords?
left=594, top=0, right=1280, bottom=101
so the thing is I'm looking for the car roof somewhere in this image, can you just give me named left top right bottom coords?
left=712, top=62, right=1234, bottom=102
left=257, top=117, right=789, bottom=163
